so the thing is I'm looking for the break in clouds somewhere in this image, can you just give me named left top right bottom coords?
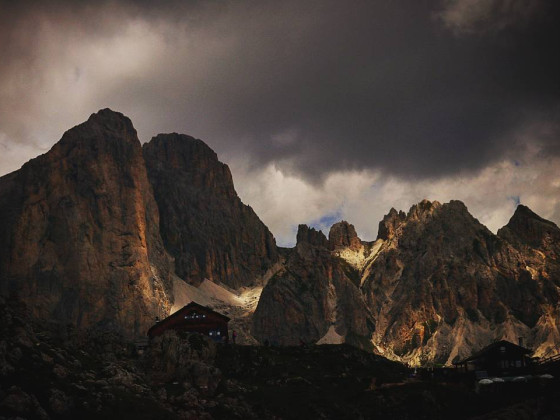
left=0, top=0, right=559, bottom=245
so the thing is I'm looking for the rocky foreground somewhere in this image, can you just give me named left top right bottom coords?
left=2, top=299, right=560, bottom=420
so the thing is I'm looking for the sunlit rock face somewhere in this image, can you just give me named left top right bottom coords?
left=253, top=224, right=374, bottom=349
left=362, top=200, right=560, bottom=365
left=377, top=208, right=407, bottom=241
left=0, top=109, right=173, bottom=337
left=328, top=221, right=362, bottom=251
left=255, top=199, right=560, bottom=365
left=143, top=134, right=279, bottom=289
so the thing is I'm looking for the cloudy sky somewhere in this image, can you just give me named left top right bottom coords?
left=1, top=0, right=559, bottom=246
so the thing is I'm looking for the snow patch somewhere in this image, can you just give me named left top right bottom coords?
left=171, top=276, right=262, bottom=313
left=360, top=240, right=385, bottom=286
left=317, top=326, right=345, bottom=345
left=331, top=239, right=385, bottom=286
left=169, top=276, right=264, bottom=344
left=335, top=247, right=368, bottom=270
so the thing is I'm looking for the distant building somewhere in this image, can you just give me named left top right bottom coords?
left=453, top=340, right=532, bottom=376
left=147, top=302, right=230, bottom=342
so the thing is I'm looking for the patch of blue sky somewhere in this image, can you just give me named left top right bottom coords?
left=309, top=210, right=343, bottom=233
left=281, top=210, right=344, bottom=248
left=508, top=195, right=521, bottom=206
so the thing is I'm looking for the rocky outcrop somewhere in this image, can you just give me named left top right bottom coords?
left=498, top=204, right=560, bottom=258
left=143, top=134, right=278, bottom=289
left=0, top=298, right=257, bottom=419
left=328, top=221, right=362, bottom=251
left=377, top=208, right=406, bottom=241
left=362, top=200, right=560, bottom=364
left=253, top=225, right=374, bottom=349
left=147, top=330, right=221, bottom=395
left=0, top=109, right=173, bottom=337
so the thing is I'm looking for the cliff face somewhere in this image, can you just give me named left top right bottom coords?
left=253, top=224, right=373, bottom=349
left=0, top=109, right=173, bottom=337
left=328, top=221, right=362, bottom=251
left=143, top=133, right=279, bottom=289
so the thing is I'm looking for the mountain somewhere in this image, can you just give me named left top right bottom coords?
left=0, top=109, right=173, bottom=337
left=1, top=109, right=559, bottom=364
left=253, top=224, right=374, bottom=348
left=498, top=204, right=560, bottom=258
left=361, top=200, right=558, bottom=364
left=0, top=109, right=279, bottom=338
left=255, top=200, right=560, bottom=363
left=143, top=133, right=279, bottom=290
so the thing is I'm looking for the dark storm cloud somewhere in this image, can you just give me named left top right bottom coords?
left=1, top=0, right=559, bottom=181
left=193, top=0, right=560, bottom=181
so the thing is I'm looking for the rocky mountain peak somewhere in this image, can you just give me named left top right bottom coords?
left=407, top=199, right=442, bottom=220
left=378, top=200, right=474, bottom=242
left=328, top=221, right=362, bottom=251
left=507, top=204, right=558, bottom=233
left=377, top=208, right=406, bottom=240
left=68, top=108, right=136, bottom=141
left=498, top=204, right=560, bottom=255
left=143, top=133, right=278, bottom=289
left=296, top=224, right=329, bottom=248
left=45, top=109, right=141, bottom=170
left=144, top=133, right=236, bottom=198
left=146, top=133, right=218, bottom=167
left=87, top=108, right=134, bottom=128
left=0, top=110, right=173, bottom=338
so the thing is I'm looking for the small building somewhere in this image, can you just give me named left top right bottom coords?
left=147, top=302, right=230, bottom=342
left=453, top=340, right=532, bottom=376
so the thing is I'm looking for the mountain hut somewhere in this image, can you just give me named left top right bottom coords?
left=453, top=339, right=532, bottom=376
left=147, top=302, right=230, bottom=342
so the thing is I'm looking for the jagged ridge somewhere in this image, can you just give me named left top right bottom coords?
left=255, top=200, right=560, bottom=365
left=1, top=109, right=559, bottom=365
